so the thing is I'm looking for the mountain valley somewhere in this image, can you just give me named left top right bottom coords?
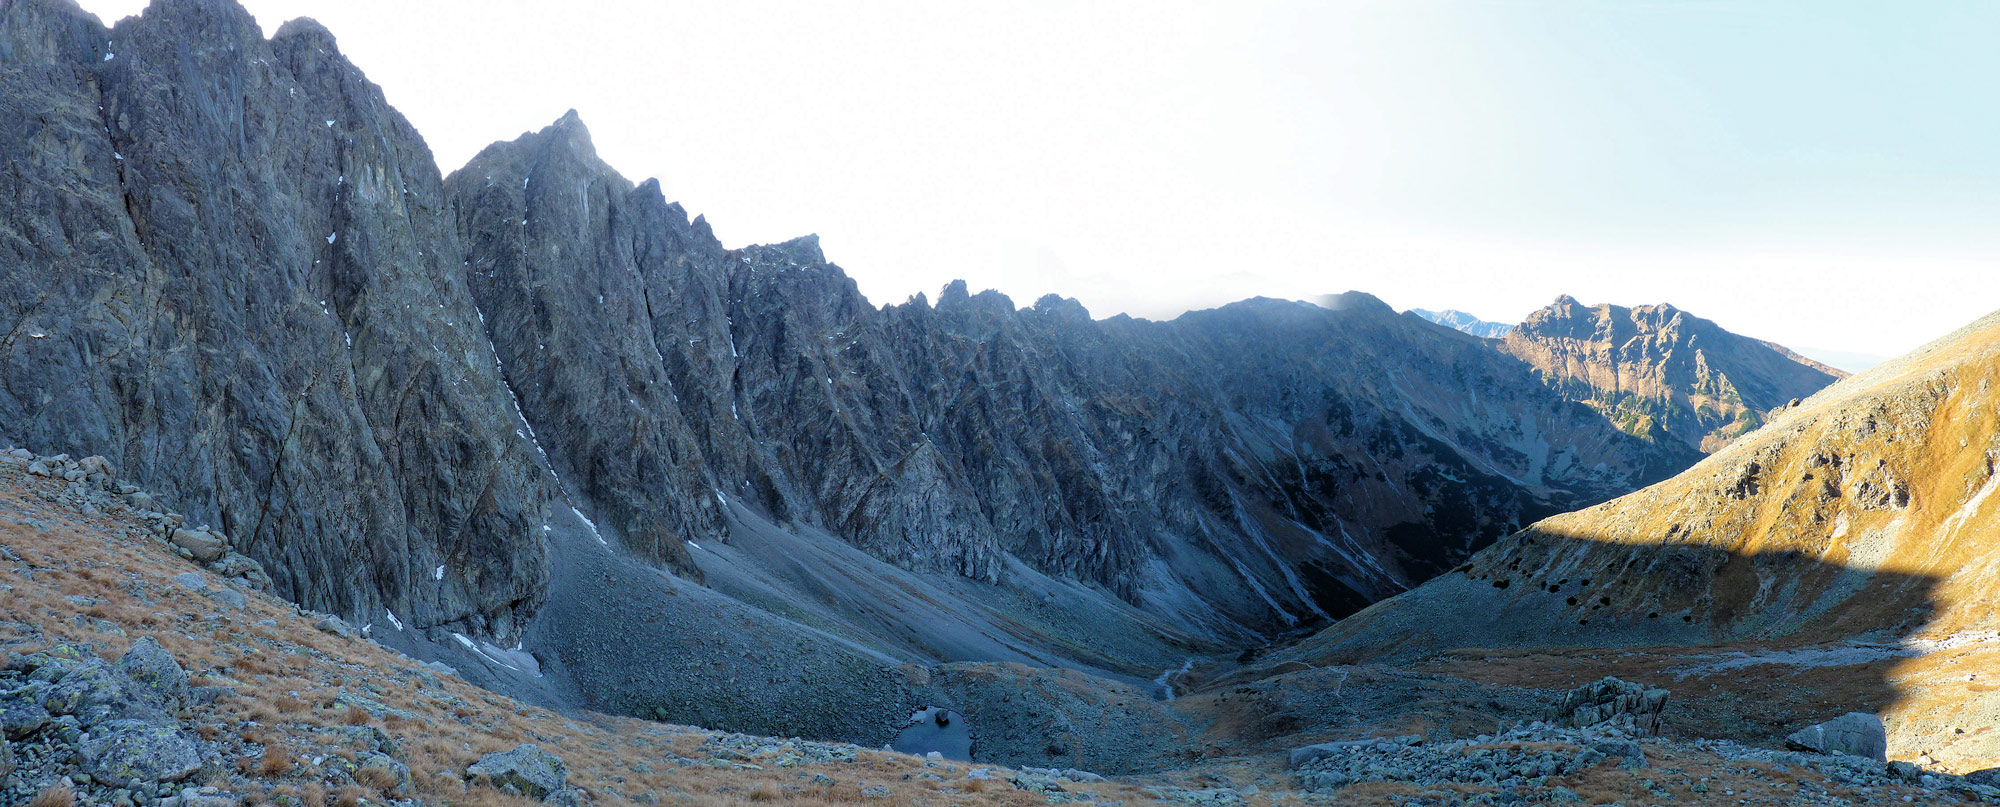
left=0, top=0, right=1993, bottom=805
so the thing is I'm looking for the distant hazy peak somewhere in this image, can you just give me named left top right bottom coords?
left=1407, top=308, right=1515, bottom=339
left=1314, top=290, right=1394, bottom=316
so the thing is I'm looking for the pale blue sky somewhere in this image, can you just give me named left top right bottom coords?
left=76, top=1, right=2000, bottom=360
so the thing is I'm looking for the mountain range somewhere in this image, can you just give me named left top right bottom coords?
left=6, top=0, right=1987, bottom=803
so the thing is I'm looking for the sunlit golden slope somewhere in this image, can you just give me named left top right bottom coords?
left=1276, top=307, right=2000, bottom=767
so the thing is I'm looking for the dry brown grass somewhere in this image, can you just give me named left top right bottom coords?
left=341, top=706, right=373, bottom=726
left=333, top=786, right=369, bottom=807
left=255, top=745, right=296, bottom=777
left=28, top=785, right=75, bottom=807
left=746, top=783, right=783, bottom=802
left=354, top=765, right=400, bottom=792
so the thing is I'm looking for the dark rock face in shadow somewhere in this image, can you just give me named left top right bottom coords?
left=0, top=0, right=555, bottom=639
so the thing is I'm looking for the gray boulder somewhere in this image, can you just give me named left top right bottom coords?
left=0, top=689, right=51, bottom=738
left=1550, top=676, right=1670, bottom=736
left=209, top=588, right=249, bottom=610
left=169, top=528, right=229, bottom=563
left=1785, top=712, right=1887, bottom=762
left=208, top=552, right=271, bottom=589
left=37, top=657, right=165, bottom=727
left=80, top=720, right=202, bottom=782
left=117, top=637, right=189, bottom=711
left=468, top=744, right=569, bottom=801
left=1591, top=738, right=1646, bottom=768
left=313, top=614, right=359, bottom=639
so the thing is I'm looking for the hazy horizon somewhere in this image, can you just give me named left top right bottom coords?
left=73, top=0, right=2000, bottom=359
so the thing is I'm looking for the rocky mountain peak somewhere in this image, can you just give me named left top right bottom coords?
left=1031, top=293, right=1091, bottom=322
left=763, top=232, right=826, bottom=265
left=1502, top=297, right=1843, bottom=453
left=937, top=278, right=971, bottom=306
left=270, top=15, right=334, bottom=46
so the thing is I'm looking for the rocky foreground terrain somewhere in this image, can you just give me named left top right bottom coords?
left=4, top=449, right=1998, bottom=806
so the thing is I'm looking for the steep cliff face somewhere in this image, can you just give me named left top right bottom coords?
left=0, top=0, right=555, bottom=638
left=1499, top=296, right=1844, bottom=453
left=1294, top=306, right=2000, bottom=660
left=449, top=115, right=1695, bottom=639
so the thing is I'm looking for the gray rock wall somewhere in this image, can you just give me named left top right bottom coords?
left=0, top=0, right=553, bottom=639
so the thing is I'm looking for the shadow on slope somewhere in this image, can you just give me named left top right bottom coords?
left=1199, top=529, right=1944, bottom=758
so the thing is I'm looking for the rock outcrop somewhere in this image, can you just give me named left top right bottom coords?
left=1496, top=296, right=1844, bottom=453
left=1548, top=676, right=1669, bottom=736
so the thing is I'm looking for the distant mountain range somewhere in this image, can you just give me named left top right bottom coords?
left=1791, top=346, right=1892, bottom=373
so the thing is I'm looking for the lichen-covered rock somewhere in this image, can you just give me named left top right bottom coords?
left=35, top=656, right=164, bottom=727
left=116, top=637, right=189, bottom=711
left=0, top=689, right=51, bottom=738
left=1786, top=712, right=1888, bottom=762
left=79, top=719, right=201, bottom=782
left=468, top=744, right=568, bottom=801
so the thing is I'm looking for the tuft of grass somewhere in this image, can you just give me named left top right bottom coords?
left=29, top=786, right=75, bottom=807
left=355, top=765, right=400, bottom=791
left=256, top=745, right=296, bottom=777
left=333, top=786, right=368, bottom=807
